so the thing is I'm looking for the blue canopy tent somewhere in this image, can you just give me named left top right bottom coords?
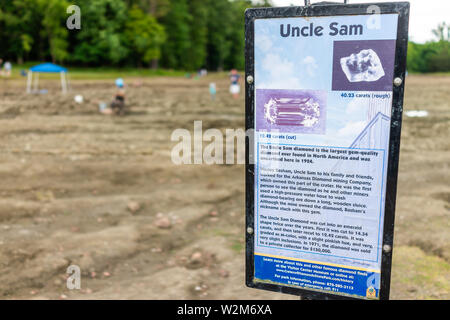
left=27, top=63, right=69, bottom=94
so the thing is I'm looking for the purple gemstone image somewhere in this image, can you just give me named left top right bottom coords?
left=332, top=40, right=396, bottom=92
left=264, top=97, right=320, bottom=126
left=256, top=89, right=326, bottom=134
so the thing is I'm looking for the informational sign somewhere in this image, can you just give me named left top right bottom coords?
left=245, top=2, right=410, bottom=300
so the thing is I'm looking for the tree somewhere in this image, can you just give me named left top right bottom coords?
left=432, top=22, right=449, bottom=42
left=186, top=0, right=208, bottom=70
left=71, top=0, right=129, bottom=65
left=0, top=0, right=37, bottom=63
left=427, top=41, right=450, bottom=73
left=408, top=22, right=450, bottom=73
left=124, top=5, right=166, bottom=67
left=224, top=0, right=253, bottom=71
left=38, top=0, right=69, bottom=63
left=0, top=0, right=276, bottom=69
left=206, top=0, right=233, bottom=71
left=145, top=0, right=170, bottom=17
left=160, top=0, right=192, bottom=70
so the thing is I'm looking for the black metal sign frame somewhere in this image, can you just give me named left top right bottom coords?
left=245, top=1, right=410, bottom=300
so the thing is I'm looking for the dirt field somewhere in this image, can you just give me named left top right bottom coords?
left=0, top=74, right=448, bottom=300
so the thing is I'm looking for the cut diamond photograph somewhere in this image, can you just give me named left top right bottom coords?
left=264, top=97, right=320, bottom=127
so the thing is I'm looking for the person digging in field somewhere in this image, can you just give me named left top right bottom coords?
left=4, top=61, right=12, bottom=77
left=209, top=82, right=217, bottom=101
left=111, top=78, right=126, bottom=116
left=229, top=69, right=241, bottom=99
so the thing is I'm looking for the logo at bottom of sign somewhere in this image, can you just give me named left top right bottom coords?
left=366, top=286, right=377, bottom=299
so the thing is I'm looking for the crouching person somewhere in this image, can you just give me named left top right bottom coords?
left=111, top=78, right=126, bottom=116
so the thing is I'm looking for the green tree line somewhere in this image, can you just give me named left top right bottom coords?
left=0, top=0, right=270, bottom=71
left=407, top=23, right=449, bottom=73
left=0, top=1, right=448, bottom=72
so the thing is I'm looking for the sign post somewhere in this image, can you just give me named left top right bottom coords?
left=245, top=2, right=409, bottom=300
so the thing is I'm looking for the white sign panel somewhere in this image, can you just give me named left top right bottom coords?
left=251, top=12, right=400, bottom=299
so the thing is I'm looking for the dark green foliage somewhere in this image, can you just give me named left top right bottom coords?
left=124, top=5, right=166, bottom=66
left=160, top=0, right=192, bottom=69
left=408, top=41, right=450, bottom=73
left=0, top=0, right=271, bottom=70
left=1, top=1, right=447, bottom=73
left=186, top=0, right=208, bottom=70
left=70, top=0, right=129, bottom=65
left=407, top=23, right=450, bottom=73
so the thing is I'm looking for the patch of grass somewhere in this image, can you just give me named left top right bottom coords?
left=66, top=68, right=187, bottom=80
left=205, top=228, right=244, bottom=253
left=230, top=240, right=244, bottom=253
left=5, top=63, right=187, bottom=80
left=406, top=71, right=450, bottom=76
left=391, top=246, right=450, bottom=299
